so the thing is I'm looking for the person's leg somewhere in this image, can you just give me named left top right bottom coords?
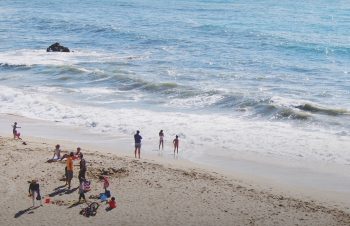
left=138, top=147, right=141, bottom=158
left=65, top=167, right=68, bottom=185
left=68, top=171, right=72, bottom=189
left=32, top=193, right=35, bottom=206
left=39, top=192, right=42, bottom=206
left=82, top=170, right=86, bottom=180
left=134, top=147, right=137, bottom=158
left=79, top=170, right=85, bottom=183
left=82, top=192, right=86, bottom=202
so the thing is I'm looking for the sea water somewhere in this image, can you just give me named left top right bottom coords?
left=0, top=0, right=350, bottom=166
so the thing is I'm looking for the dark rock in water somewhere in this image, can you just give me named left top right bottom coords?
left=46, top=42, right=70, bottom=52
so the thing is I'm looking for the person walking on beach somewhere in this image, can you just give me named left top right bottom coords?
left=66, top=152, right=74, bottom=189
left=28, top=180, right=42, bottom=207
left=159, top=130, right=164, bottom=150
left=173, top=135, right=179, bottom=154
left=134, top=130, right=142, bottom=158
left=78, top=180, right=87, bottom=203
left=12, top=122, right=21, bottom=139
left=79, top=153, right=87, bottom=183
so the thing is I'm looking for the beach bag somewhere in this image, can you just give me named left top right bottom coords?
left=83, top=181, right=91, bottom=192
left=80, top=202, right=99, bottom=217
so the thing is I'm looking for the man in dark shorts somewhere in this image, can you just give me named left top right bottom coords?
left=134, top=130, right=142, bottom=158
left=66, top=152, right=74, bottom=189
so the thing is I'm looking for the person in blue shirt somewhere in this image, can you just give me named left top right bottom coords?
left=134, top=130, right=142, bottom=158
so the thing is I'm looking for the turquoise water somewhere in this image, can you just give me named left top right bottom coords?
left=1, top=0, right=350, bottom=164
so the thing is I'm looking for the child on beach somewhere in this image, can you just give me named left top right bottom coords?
left=173, top=135, right=179, bottom=154
left=99, top=175, right=110, bottom=192
left=108, top=197, right=116, bottom=209
left=12, top=122, right=21, bottom=139
left=28, top=180, right=42, bottom=207
left=105, top=197, right=117, bottom=211
left=78, top=180, right=87, bottom=203
left=159, top=130, right=164, bottom=150
left=52, top=144, right=61, bottom=160
left=73, top=147, right=82, bottom=160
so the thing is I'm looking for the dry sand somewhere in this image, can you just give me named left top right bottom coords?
left=0, top=136, right=350, bottom=226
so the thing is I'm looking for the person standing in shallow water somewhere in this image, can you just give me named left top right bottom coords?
left=173, top=135, right=179, bottom=154
left=134, top=130, right=142, bottom=158
left=159, top=130, right=164, bottom=150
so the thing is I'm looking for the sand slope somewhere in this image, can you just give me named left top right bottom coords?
left=0, top=136, right=349, bottom=226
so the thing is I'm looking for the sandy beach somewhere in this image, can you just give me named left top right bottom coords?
left=2, top=0, right=350, bottom=225
left=0, top=133, right=350, bottom=226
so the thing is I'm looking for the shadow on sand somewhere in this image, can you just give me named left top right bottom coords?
left=14, top=206, right=40, bottom=218
left=48, top=186, right=78, bottom=197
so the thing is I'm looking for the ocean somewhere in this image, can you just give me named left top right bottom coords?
left=1, top=0, right=350, bottom=166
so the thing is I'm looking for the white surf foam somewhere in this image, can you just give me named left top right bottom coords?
left=1, top=85, right=350, bottom=166
left=0, top=49, right=119, bottom=67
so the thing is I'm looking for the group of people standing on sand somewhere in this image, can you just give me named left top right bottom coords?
left=49, top=144, right=116, bottom=209
left=50, top=144, right=116, bottom=210
left=133, top=130, right=180, bottom=159
left=11, top=121, right=180, bottom=208
left=51, top=145, right=87, bottom=190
